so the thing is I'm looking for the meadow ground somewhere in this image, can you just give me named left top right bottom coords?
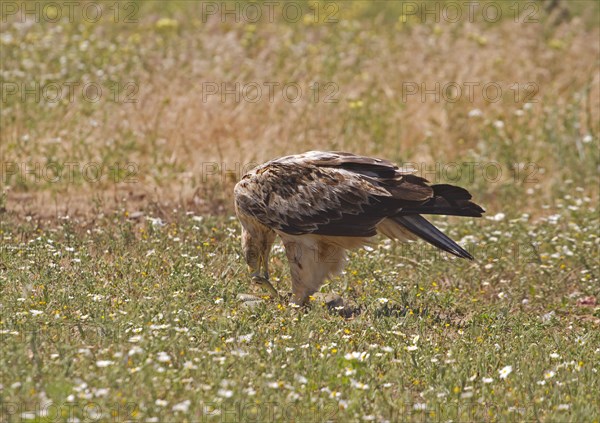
left=1, top=1, right=599, bottom=422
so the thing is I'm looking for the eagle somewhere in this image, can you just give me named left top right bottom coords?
left=234, top=151, right=484, bottom=305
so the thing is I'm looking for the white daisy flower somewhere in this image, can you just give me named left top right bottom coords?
left=499, top=365, right=513, bottom=379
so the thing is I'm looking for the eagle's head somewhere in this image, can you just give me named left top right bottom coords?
left=236, top=203, right=278, bottom=296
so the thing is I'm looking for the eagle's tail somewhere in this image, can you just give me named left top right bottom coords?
left=390, top=184, right=484, bottom=259
left=392, top=215, right=473, bottom=259
left=397, top=184, right=485, bottom=218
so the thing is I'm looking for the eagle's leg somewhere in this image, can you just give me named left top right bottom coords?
left=250, top=237, right=279, bottom=298
left=284, top=239, right=346, bottom=306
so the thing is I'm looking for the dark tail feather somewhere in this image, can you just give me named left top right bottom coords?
left=393, top=215, right=473, bottom=260
left=397, top=184, right=485, bottom=217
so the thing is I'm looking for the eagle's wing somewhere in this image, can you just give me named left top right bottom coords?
left=234, top=151, right=435, bottom=237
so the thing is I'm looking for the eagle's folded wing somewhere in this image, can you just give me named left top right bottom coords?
left=234, top=151, right=435, bottom=237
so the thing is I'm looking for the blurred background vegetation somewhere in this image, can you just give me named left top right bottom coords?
left=0, top=0, right=598, bottom=218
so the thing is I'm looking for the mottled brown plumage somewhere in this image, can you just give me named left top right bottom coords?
left=234, top=151, right=484, bottom=305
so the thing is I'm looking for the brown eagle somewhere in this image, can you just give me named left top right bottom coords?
left=234, top=151, right=484, bottom=305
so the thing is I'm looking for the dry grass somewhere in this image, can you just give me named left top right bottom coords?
left=1, top=1, right=598, bottom=219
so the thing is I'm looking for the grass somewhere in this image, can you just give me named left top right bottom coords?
left=1, top=205, right=599, bottom=421
left=1, top=0, right=598, bottom=215
left=1, top=0, right=599, bottom=422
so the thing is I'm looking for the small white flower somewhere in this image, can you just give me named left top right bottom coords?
left=29, top=310, right=43, bottom=316
left=468, top=109, right=483, bottom=118
left=582, top=135, right=593, bottom=144
left=172, top=400, right=191, bottom=413
left=377, top=298, right=389, bottom=304
left=492, top=212, right=505, bottom=221
left=499, top=365, right=513, bottom=379
left=238, top=333, right=253, bottom=343
left=542, top=311, right=555, bottom=322
left=406, top=345, right=418, bottom=352
left=295, top=374, right=308, bottom=384
left=493, top=120, right=505, bottom=129
left=155, top=399, right=168, bottom=407
left=214, top=298, right=224, bottom=304
left=350, top=379, right=369, bottom=390
left=218, top=389, right=233, bottom=398
left=95, top=360, right=114, bottom=368
left=550, top=353, right=560, bottom=359
left=344, top=351, right=369, bottom=361
left=147, top=217, right=165, bottom=227
left=156, top=352, right=171, bottom=363
left=482, top=377, right=494, bottom=384
left=544, top=370, right=556, bottom=379
left=128, top=346, right=143, bottom=356
left=557, top=404, right=570, bottom=411
left=95, top=388, right=109, bottom=397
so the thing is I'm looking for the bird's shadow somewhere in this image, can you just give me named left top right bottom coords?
left=237, top=292, right=470, bottom=325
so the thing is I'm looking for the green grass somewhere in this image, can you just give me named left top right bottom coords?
left=1, top=0, right=599, bottom=421
left=1, top=200, right=598, bottom=422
